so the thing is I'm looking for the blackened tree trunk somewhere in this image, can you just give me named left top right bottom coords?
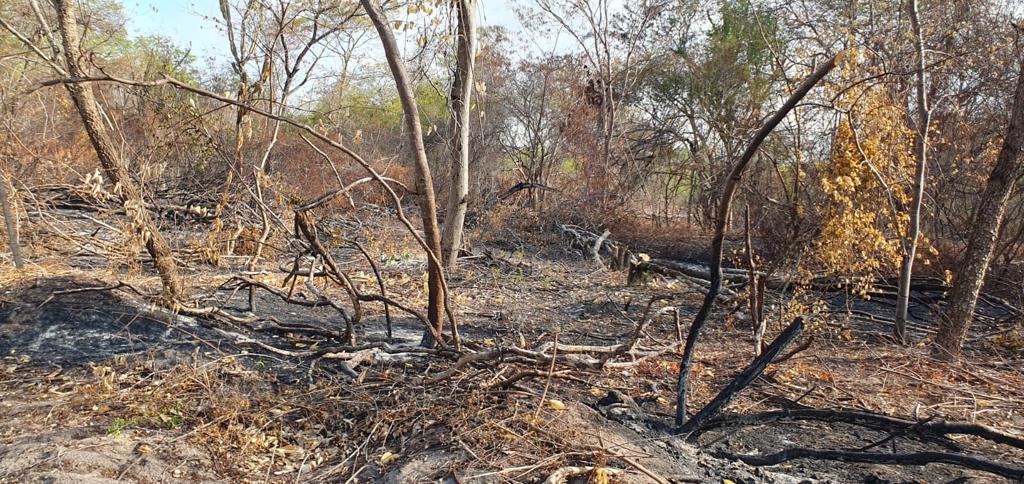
left=675, top=54, right=836, bottom=430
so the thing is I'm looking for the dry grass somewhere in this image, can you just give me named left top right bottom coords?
left=4, top=206, right=1023, bottom=482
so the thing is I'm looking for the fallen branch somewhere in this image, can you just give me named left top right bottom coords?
left=771, top=335, right=814, bottom=364
left=413, top=349, right=503, bottom=386
left=497, top=181, right=555, bottom=201
left=600, top=297, right=675, bottom=366
left=699, top=408, right=1024, bottom=451
left=350, top=239, right=393, bottom=339
left=616, top=454, right=671, bottom=484
left=485, top=368, right=579, bottom=389
left=720, top=447, right=1024, bottom=481
left=38, top=280, right=146, bottom=308
left=855, top=416, right=935, bottom=452
left=678, top=317, right=804, bottom=435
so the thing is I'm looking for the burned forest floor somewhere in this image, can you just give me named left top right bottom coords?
left=1, top=204, right=1023, bottom=484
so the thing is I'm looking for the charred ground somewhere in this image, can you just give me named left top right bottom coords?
left=1, top=205, right=1022, bottom=483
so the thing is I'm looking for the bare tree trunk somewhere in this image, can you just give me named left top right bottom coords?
left=361, top=0, right=447, bottom=339
left=441, top=0, right=477, bottom=269
left=935, top=43, right=1024, bottom=360
left=675, top=54, right=836, bottom=430
left=54, top=0, right=183, bottom=300
left=895, top=0, right=930, bottom=344
left=744, top=205, right=764, bottom=356
left=0, top=173, right=23, bottom=269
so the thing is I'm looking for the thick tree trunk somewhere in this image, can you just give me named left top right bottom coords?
left=54, top=0, right=183, bottom=300
left=441, top=0, right=477, bottom=270
left=361, top=0, right=446, bottom=337
left=936, top=46, right=1024, bottom=360
left=675, top=54, right=836, bottom=430
left=0, top=173, right=23, bottom=269
left=895, top=0, right=930, bottom=344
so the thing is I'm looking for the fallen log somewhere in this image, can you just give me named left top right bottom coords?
left=558, top=224, right=621, bottom=260
left=698, top=408, right=1024, bottom=451
left=719, top=447, right=1024, bottom=481
left=644, top=258, right=755, bottom=285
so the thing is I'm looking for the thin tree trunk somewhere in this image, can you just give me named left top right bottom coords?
left=935, top=43, right=1024, bottom=360
left=54, top=0, right=183, bottom=300
left=744, top=205, right=764, bottom=356
left=895, top=0, right=930, bottom=344
left=361, top=0, right=447, bottom=340
left=441, top=0, right=477, bottom=269
left=675, top=54, right=836, bottom=430
left=0, top=173, right=23, bottom=269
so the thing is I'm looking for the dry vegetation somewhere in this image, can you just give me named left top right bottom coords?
left=2, top=0, right=1024, bottom=483
left=2, top=207, right=1023, bottom=482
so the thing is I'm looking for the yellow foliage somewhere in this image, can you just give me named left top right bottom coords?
left=813, top=86, right=915, bottom=284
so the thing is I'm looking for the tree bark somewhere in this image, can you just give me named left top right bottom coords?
left=936, top=42, right=1024, bottom=359
left=360, top=0, right=446, bottom=338
left=441, top=0, right=477, bottom=270
left=675, top=54, right=836, bottom=430
left=54, top=0, right=183, bottom=300
left=0, top=173, right=23, bottom=269
left=744, top=205, right=764, bottom=356
left=895, top=0, right=930, bottom=344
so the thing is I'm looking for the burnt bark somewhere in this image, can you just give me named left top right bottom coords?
left=723, top=448, right=1023, bottom=481
left=678, top=317, right=804, bottom=435
left=700, top=408, right=1024, bottom=450
left=675, top=54, right=837, bottom=429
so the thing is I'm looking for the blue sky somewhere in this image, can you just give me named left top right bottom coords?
left=121, top=0, right=528, bottom=63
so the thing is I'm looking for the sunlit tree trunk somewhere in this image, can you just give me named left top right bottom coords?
left=441, top=0, right=477, bottom=269
left=895, top=0, right=930, bottom=344
left=360, top=0, right=446, bottom=339
left=936, top=45, right=1024, bottom=360
left=54, top=0, right=183, bottom=300
left=0, top=173, right=23, bottom=269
